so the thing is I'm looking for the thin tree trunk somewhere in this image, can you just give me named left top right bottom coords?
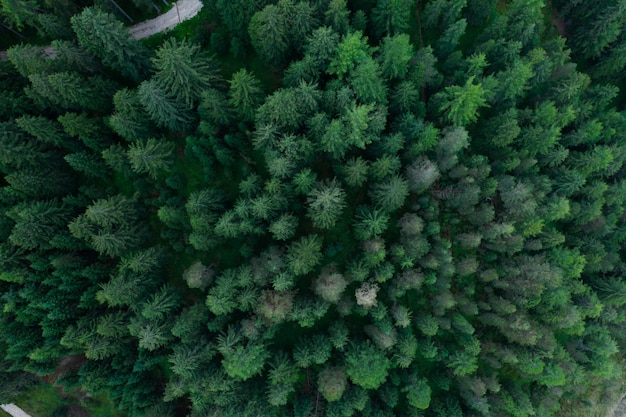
left=0, top=22, right=27, bottom=39
left=415, top=0, right=423, bottom=47
left=108, top=0, right=134, bottom=23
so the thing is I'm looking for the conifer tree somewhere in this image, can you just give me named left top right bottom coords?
left=307, top=179, right=347, bottom=230
left=152, top=38, right=221, bottom=106
left=345, top=340, right=390, bottom=389
left=71, top=7, right=150, bottom=82
left=127, top=138, right=176, bottom=179
left=229, top=69, right=264, bottom=122
left=7, top=200, right=71, bottom=250
left=138, top=80, right=193, bottom=132
left=434, top=76, right=488, bottom=127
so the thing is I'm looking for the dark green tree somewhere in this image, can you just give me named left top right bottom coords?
left=127, top=138, right=176, bottom=179
left=152, top=38, right=221, bottom=106
left=71, top=7, right=150, bottom=81
left=138, top=80, right=193, bottom=132
left=229, top=69, right=264, bottom=122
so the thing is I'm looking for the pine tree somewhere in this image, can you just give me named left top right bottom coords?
left=198, top=89, right=233, bottom=128
left=248, top=3, right=290, bottom=67
left=304, top=26, right=340, bottom=72
left=29, top=72, right=116, bottom=112
left=90, top=226, right=143, bottom=257
left=371, top=0, right=411, bottom=38
left=84, top=195, right=137, bottom=228
left=435, top=18, right=467, bottom=58
left=379, top=34, right=413, bottom=80
left=350, top=57, right=387, bottom=105
left=0, top=0, right=40, bottom=30
left=49, top=40, right=99, bottom=74
left=345, top=340, right=390, bottom=389
left=369, top=175, right=409, bottom=212
left=64, top=151, right=110, bottom=178
left=108, top=88, right=153, bottom=142
left=229, top=69, right=264, bottom=122
left=71, top=7, right=150, bottom=81
left=127, top=138, right=176, bottom=179
left=6, top=44, right=55, bottom=78
left=287, top=234, right=323, bottom=276
left=152, top=38, right=221, bottom=106
left=269, top=213, right=299, bottom=241
left=15, top=115, right=69, bottom=148
left=307, top=179, right=347, bottom=229
left=434, top=76, right=488, bottom=127
left=58, top=112, right=112, bottom=151
left=328, top=31, right=371, bottom=78
left=7, top=200, right=71, bottom=250
left=569, top=0, right=626, bottom=60
left=353, top=205, right=390, bottom=240
left=324, top=0, right=349, bottom=35
left=138, top=80, right=193, bottom=132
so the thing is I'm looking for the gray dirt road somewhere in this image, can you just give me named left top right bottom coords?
left=129, top=0, right=202, bottom=39
left=0, top=0, right=202, bottom=61
left=1, top=404, right=32, bottom=417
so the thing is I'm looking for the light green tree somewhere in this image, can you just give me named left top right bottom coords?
left=287, top=234, right=323, bottom=276
left=345, top=340, right=390, bottom=389
left=127, top=138, right=175, bottom=179
left=307, top=179, right=347, bottom=229
left=379, top=34, right=413, bottom=80
left=435, top=76, right=489, bottom=126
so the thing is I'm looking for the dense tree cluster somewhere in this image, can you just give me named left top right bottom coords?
left=1, top=1, right=626, bottom=417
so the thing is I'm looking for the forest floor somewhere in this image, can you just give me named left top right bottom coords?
left=609, top=395, right=626, bottom=417
left=0, top=0, right=202, bottom=61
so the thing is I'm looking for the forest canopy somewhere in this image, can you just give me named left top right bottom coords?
left=2, top=0, right=626, bottom=416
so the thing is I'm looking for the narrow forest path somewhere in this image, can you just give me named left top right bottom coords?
left=0, top=0, right=203, bottom=61
left=129, top=0, right=202, bottom=39
left=609, top=394, right=626, bottom=417
left=0, top=404, right=32, bottom=417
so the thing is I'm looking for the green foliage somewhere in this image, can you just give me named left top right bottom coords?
left=127, top=138, right=176, bottom=179
left=371, top=0, right=411, bottom=38
left=71, top=7, right=149, bottom=82
left=328, top=31, right=371, bottom=77
left=307, top=179, right=347, bottom=229
left=229, top=69, right=264, bottom=122
left=152, top=38, right=221, bottom=106
left=345, top=341, right=391, bottom=389
left=138, top=80, right=193, bottom=132
left=249, top=0, right=318, bottom=67
left=369, top=175, right=409, bottom=212
left=434, top=76, right=488, bottom=126
left=221, top=342, right=270, bottom=380
left=287, top=234, right=323, bottom=276
left=379, top=34, right=413, bottom=80
left=3, top=2, right=626, bottom=417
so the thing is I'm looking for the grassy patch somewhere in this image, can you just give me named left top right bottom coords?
left=0, top=409, right=12, bottom=417
left=12, top=383, right=64, bottom=417
left=82, top=392, right=127, bottom=417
